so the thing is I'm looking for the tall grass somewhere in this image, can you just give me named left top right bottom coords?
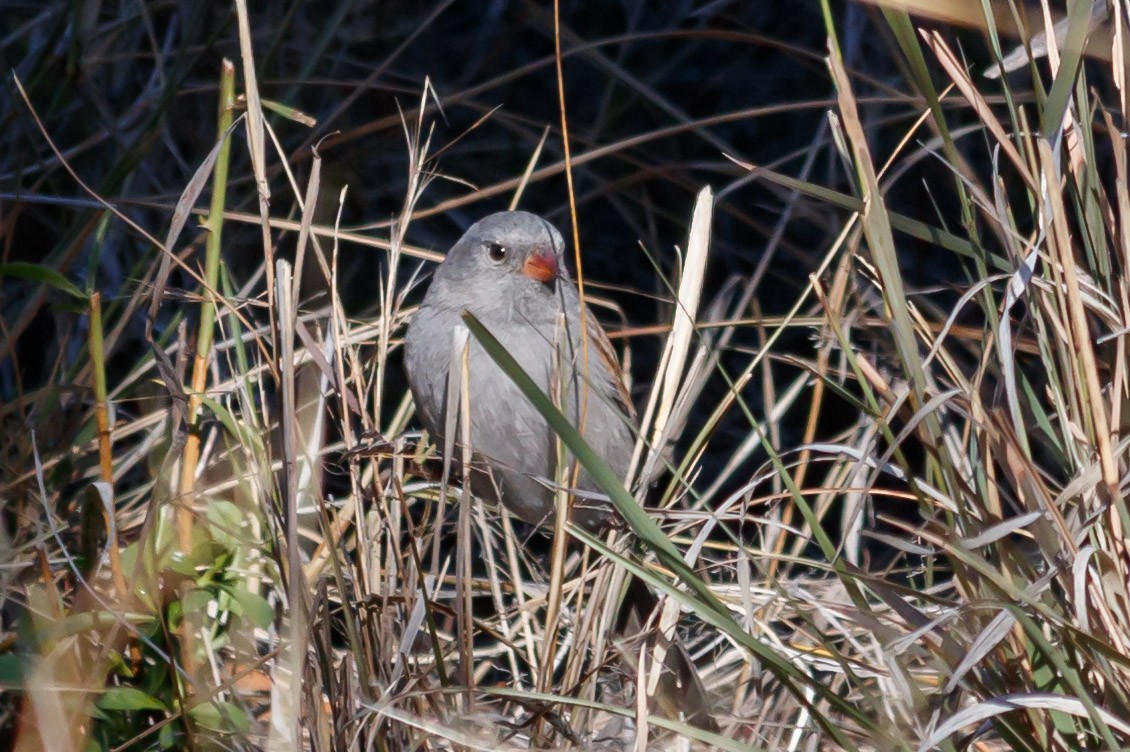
left=2, top=1, right=1129, bottom=750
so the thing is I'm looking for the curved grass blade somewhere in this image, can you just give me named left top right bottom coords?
left=463, top=311, right=875, bottom=747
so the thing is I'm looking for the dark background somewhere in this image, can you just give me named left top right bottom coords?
left=0, top=1, right=999, bottom=502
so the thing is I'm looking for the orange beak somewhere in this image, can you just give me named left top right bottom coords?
left=522, top=250, right=558, bottom=283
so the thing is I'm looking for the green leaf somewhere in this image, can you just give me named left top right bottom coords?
left=188, top=700, right=249, bottom=732
left=199, top=394, right=266, bottom=454
left=181, top=588, right=215, bottom=617
left=166, top=550, right=200, bottom=578
left=0, top=654, right=31, bottom=687
left=223, top=584, right=274, bottom=629
left=1041, top=0, right=1096, bottom=139
left=260, top=98, right=316, bottom=127
left=0, top=262, right=85, bottom=298
left=206, top=500, right=245, bottom=548
left=99, top=686, right=167, bottom=712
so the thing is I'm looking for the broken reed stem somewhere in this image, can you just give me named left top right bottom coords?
left=178, top=59, right=236, bottom=554
left=88, top=291, right=127, bottom=601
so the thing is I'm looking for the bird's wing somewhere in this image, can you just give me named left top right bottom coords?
left=582, top=303, right=637, bottom=422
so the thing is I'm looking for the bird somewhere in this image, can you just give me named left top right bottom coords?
left=403, top=210, right=717, bottom=732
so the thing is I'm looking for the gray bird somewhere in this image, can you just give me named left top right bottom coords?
left=405, top=210, right=634, bottom=530
left=404, top=210, right=717, bottom=730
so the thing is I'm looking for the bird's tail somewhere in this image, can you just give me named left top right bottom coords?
left=616, top=574, right=719, bottom=732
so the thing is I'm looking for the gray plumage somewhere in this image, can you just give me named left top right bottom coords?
left=403, top=210, right=717, bottom=730
left=404, top=210, right=635, bottom=529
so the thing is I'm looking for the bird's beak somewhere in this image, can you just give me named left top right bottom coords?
left=522, top=250, right=558, bottom=283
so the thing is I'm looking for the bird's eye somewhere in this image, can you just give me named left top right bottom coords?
left=487, top=242, right=507, bottom=262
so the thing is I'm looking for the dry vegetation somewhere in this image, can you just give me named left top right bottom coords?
left=2, top=1, right=1130, bottom=750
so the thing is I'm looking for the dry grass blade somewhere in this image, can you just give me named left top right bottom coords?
left=923, top=31, right=1037, bottom=192
left=654, top=188, right=712, bottom=449
left=856, top=0, right=1116, bottom=69
left=508, top=126, right=550, bottom=211
left=268, top=258, right=306, bottom=749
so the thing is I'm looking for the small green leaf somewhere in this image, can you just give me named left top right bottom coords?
left=181, top=588, right=215, bottom=617
left=199, top=394, right=266, bottom=454
left=158, top=723, right=177, bottom=749
left=0, top=654, right=31, bottom=686
left=260, top=98, right=316, bottom=127
left=107, top=648, right=136, bottom=679
left=0, top=262, right=85, bottom=298
left=206, top=500, right=245, bottom=547
left=189, top=700, right=249, bottom=732
left=222, top=578, right=273, bottom=628
left=166, top=550, right=200, bottom=578
left=165, top=598, right=183, bottom=628
left=223, top=584, right=274, bottom=628
left=99, top=685, right=167, bottom=712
